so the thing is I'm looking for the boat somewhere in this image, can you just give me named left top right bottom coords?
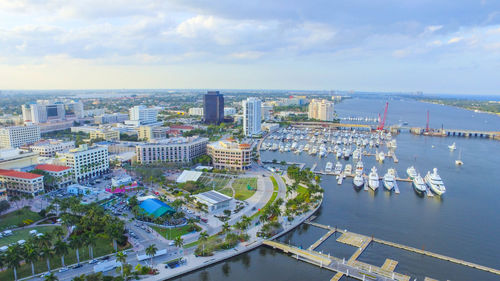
left=455, top=149, right=463, bottom=165
left=333, top=161, right=343, bottom=175
left=355, top=161, right=364, bottom=174
left=412, top=174, right=427, bottom=194
left=344, top=164, right=352, bottom=176
left=383, top=169, right=396, bottom=191
left=336, top=150, right=342, bottom=159
left=343, top=147, right=351, bottom=160
left=304, top=144, right=310, bottom=151
left=425, top=168, right=446, bottom=195
left=325, top=162, right=333, bottom=173
left=448, top=142, right=456, bottom=151
left=377, top=151, right=385, bottom=162
left=406, top=166, right=417, bottom=179
left=368, top=167, right=379, bottom=191
left=353, top=171, right=364, bottom=189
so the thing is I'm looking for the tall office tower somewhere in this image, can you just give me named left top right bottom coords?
left=308, top=99, right=335, bottom=121
left=203, top=91, right=224, bottom=124
left=243, top=97, right=262, bottom=136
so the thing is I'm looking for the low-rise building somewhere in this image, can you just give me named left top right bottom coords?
left=0, top=148, right=39, bottom=170
left=0, top=169, right=44, bottom=196
left=207, top=139, right=252, bottom=171
left=193, top=190, right=232, bottom=212
left=90, top=128, right=120, bottom=141
left=34, top=164, right=73, bottom=188
left=94, top=113, right=129, bottom=124
left=138, top=126, right=169, bottom=141
left=188, top=107, right=204, bottom=116
left=30, top=140, right=75, bottom=157
left=0, top=125, right=41, bottom=148
left=135, top=136, right=208, bottom=164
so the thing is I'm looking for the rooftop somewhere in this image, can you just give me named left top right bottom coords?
left=35, top=164, right=71, bottom=172
left=139, top=198, right=175, bottom=217
left=208, top=139, right=251, bottom=150
left=194, top=190, right=232, bottom=205
left=176, top=170, right=203, bottom=183
left=0, top=169, right=43, bottom=179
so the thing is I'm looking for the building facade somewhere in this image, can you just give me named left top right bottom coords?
left=135, top=136, right=208, bottom=164
left=90, top=128, right=120, bottom=141
left=128, top=105, right=158, bottom=125
left=57, top=145, right=109, bottom=182
left=94, top=113, right=129, bottom=124
left=30, top=140, right=75, bottom=157
left=207, top=139, right=252, bottom=171
left=34, top=164, right=73, bottom=188
left=308, top=99, right=335, bottom=121
left=0, top=169, right=44, bottom=196
left=138, top=126, right=169, bottom=141
left=203, top=91, right=224, bottom=124
left=0, top=125, right=41, bottom=148
left=22, top=100, right=84, bottom=124
left=188, top=107, right=204, bottom=116
left=243, top=97, right=262, bottom=136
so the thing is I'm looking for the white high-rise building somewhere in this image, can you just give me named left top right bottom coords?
left=22, top=100, right=84, bottom=124
left=0, top=125, right=41, bottom=148
left=243, top=98, right=262, bottom=136
left=308, top=99, right=335, bottom=121
left=57, top=144, right=109, bottom=182
left=128, top=105, right=158, bottom=125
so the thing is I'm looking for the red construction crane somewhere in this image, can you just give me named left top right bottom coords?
left=426, top=110, right=430, bottom=132
left=377, top=102, right=389, bottom=130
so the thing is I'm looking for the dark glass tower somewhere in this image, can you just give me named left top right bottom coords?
left=203, top=91, right=224, bottom=124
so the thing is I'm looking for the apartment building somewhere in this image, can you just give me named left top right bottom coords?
left=30, top=140, right=75, bottom=157
left=57, top=144, right=109, bottom=182
left=0, top=125, right=41, bottom=148
left=207, top=139, right=252, bottom=171
left=0, top=169, right=44, bottom=196
left=135, top=136, right=208, bottom=164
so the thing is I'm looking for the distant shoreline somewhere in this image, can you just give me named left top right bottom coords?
left=418, top=99, right=500, bottom=117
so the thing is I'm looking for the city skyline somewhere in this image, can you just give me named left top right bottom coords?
left=1, top=1, right=500, bottom=95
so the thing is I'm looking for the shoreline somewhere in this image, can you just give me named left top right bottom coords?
left=418, top=99, right=500, bottom=117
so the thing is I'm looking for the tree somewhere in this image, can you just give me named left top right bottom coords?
left=199, top=231, right=209, bottom=255
left=40, top=245, right=54, bottom=272
left=222, top=222, right=230, bottom=233
left=145, top=244, right=158, bottom=267
left=85, top=231, right=97, bottom=259
left=71, top=275, right=86, bottom=281
left=174, top=236, right=184, bottom=248
left=6, top=244, right=23, bottom=280
left=52, top=226, right=65, bottom=240
left=54, top=239, right=69, bottom=267
left=116, top=251, right=127, bottom=277
left=23, top=241, right=40, bottom=277
left=44, top=272, right=59, bottom=281
left=0, top=200, right=10, bottom=213
left=69, top=235, right=84, bottom=265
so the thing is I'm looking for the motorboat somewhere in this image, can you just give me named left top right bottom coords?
left=383, top=169, right=396, bottom=191
left=413, top=174, right=427, bottom=194
left=448, top=142, right=456, bottom=151
left=333, top=161, right=343, bottom=175
left=368, top=167, right=379, bottom=191
left=325, top=162, right=333, bottom=173
left=425, top=168, right=446, bottom=195
left=406, top=166, right=417, bottom=179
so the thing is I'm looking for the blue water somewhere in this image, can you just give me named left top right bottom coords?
left=172, top=98, right=500, bottom=281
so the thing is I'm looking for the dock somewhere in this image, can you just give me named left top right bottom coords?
left=309, top=228, right=336, bottom=250
left=381, top=259, right=399, bottom=271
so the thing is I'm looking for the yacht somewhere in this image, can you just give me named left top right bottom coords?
left=355, top=161, right=364, bottom=175
left=310, top=147, right=318, bottom=155
left=325, top=162, right=333, bottom=173
left=344, top=164, right=352, bottom=176
left=425, top=168, right=446, bottom=195
left=413, top=174, right=427, bottom=194
left=334, top=161, right=343, bottom=175
left=448, top=142, right=456, bottom=151
left=406, top=166, right=417, bottom=179
left=455, top=149, right=463, bottom=165
left=383, top=169, right=396, bottom=191
left=377, top=151, right=385, bottom=162
left=336, top=150, right=342, bottom=159
left=353, top=171, right=364, bottom=189
left=368, top=167, right=379, bottom=191
left=304, top=144, right=310, bottom=151
left=319, top=147, right=327, bottom=158
left=343, top=147, right=351, bottom=160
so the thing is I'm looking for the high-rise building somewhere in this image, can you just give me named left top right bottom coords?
left=22, top=100, right=84, bottom=124
left=203, top=91, right=224, bottom=124
left=0, top=125, right=41, bottom=148
left=308, top=99, right=335, bottom=121
left=128, top=105, right=159, bottom=125
left=57, top=144, right=109, bottom=182
left=261, top=104, right=273, bottom=120
left=243, top=98, right=262, bottom=136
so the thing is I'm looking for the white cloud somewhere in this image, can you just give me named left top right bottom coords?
left=448, top=37, right=463, bottom=44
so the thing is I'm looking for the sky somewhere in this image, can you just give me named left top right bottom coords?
left=0, top=0, right=499, bottom=95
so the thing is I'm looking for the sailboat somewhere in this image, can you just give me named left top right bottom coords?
left=448, top=142, right=456, bottom=151
left=455, top=149, right=464, bottom=165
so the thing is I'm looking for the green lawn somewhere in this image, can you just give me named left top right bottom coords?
left=151, top=224, right=201, bottom=240
left=0, top=226, right=58, bottom=247
left=0, top=237, right=126, bottom=281
left=232, top=177, right=257, bottom=201
left=0, top=207, right=42, bottom=231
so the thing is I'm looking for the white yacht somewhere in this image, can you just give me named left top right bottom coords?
left=383, top=169, right=396, bottom=191
left=343, top=147, right=351, bottom=160
left=336, top=150, right=342, bottom=159
left=334, top=161, right=343, bottom=175
left=413, top=174, right=427, bottom=194
left=448, top=142, right=456, bottom=151
left=406, top=166, right=417, bottom=179
left=355, top=161, right=364, bottom=175
left=368, top=167, right=379, bottom=191
left=425, top=168, right=446, bottom=195
left=344, top=164, right=352, bottom=176
left=353, top=171, right=364, bottom=189
left=325, top=162, right=333, bottom=173
left=304, top=144, right=310, bottom=151
left=377, top=151, right=385, bottom=162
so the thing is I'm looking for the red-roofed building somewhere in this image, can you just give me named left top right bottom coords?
left=34, top=164, right=73, bottom=188
left=0, top=169, right=44, bottom=196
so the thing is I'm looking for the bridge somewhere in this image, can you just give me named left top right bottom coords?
left=263, top=221, right=500, bottom=280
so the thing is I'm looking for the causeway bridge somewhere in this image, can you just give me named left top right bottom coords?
left=263, top=221, right=500, bottom=280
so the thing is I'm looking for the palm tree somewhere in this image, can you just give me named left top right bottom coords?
left=54, top=239, right=69, bottom=267
left=6, top=244, right=23, bottom=280
left=199, top=231, right=209, bottom=255
left=69, top=235, right=83, bottom=265
left=241, top=215, right=251, bottom=229
left=23, top=241, right=40, bottom=277
left=174, top=236, right=184, bottom=248
left=44, top=272, right=59, bottom=281
left=222, top=222, right=230, bottom=233
left=85, top=232, right=97, bottom=259
left=52, top=226, right=65, bottom=240
left=116, top=251, right=127, bottom=277
left=105, top=222, right=123, bottom=252
left=71, top=274, right=86, bottom=281
left=40, top=245, right=54, bottom=272
left=145, top=244, right=158, bottom=267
